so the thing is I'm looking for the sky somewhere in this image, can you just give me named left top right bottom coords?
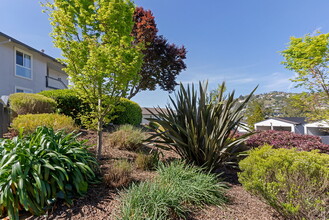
left=1, top=0, right=329, bottom=107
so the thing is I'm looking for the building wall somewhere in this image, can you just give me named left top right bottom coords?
left=0, top=36, right=67, bottom=96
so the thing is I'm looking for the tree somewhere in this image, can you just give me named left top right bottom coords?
left=128, top=7, right=187, bottom=99
left=281, top=33, right=329, bottom=97
left=45, top=0, right=143, bottom=158
left=245, top=100, right=265, bottom=129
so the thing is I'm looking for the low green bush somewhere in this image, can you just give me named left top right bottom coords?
left=110, top=98, right=142, bottom=126
left=109, top=124, right=146, bottom=151
left=39, top=89, right=88, bottom=124
left=0, top=127, right=99, bottom=219
left=12, top=113, right=78, bottom=134
left=239, top=145, right=329, bottom=220
left=9, top=93, right=56, bottom=116
left=119, top=161, right=227, bottom=220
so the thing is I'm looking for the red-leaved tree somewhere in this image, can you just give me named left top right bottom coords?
left=128, top=7, right=187, bottom=99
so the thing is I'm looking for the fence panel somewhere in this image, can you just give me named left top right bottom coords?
left=0, top=102, right=10, bottom=138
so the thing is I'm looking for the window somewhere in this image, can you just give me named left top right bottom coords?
left=15, top=86, right=32, bottom=93
left=15, top=49, right=32, bottom=79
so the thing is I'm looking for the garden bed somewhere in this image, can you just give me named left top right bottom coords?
left=15, top=130, right=281, bottom=219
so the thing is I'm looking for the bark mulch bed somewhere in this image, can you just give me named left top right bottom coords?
left=16, top=130, right=282, bottom=220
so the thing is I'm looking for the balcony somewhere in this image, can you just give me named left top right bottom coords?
left=46, top=76, right=68, bottom=90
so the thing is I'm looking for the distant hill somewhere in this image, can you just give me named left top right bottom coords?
left=237, top=91, right=295, bottom=118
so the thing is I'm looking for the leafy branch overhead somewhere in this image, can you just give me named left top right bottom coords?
left=128, top=7, right=187, bottom=99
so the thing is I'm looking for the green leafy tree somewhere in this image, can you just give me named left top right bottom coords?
left=45, top=0, right=143, bottom=158
left=245, top=100, right=265, bottom=129
left=281, top=33, right=329, bottom=97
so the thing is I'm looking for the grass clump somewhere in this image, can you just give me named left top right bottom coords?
left=104, top=160, right=133, bottom=188
left=239, top=145, right=329, bottom=220
left=109, top=124, right=146, bottom=151
left=119, top=161, right=227, bottom=220
left=12, top=113, right=78, bottom=134
left=135, top=151, right=161, bottom=171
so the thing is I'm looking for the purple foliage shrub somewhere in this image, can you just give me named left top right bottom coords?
left=246, top=130, right=329, bottom=154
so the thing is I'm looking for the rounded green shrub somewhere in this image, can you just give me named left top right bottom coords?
left=239, top=145, right=329, bottom=220
left=9, top=93, right=56, bottom=115
left=39, top=89, right=89, bottom=124
left=110, top=98, right=142, bottom=126
left=12, top=113, right=78, bottom=134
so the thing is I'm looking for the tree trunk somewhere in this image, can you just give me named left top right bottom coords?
left=97, top=98, right=103, bottom=159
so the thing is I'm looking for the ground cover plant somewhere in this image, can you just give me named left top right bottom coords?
left=149, top=81, right=255, bottom=171
left=239, top=145, right=329, bottom=219
left=246, top=130, right=329, bottom=153
left=109, top=124, right=146, bottom=151
left=11, top=113, right=77, bottom=134
left=9, top=93, right=56, bottom=116
left=119, top=161, right=227, bottom=220
left=0, top=127, right=99, bottom=220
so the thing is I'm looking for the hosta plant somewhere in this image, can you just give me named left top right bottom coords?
left=0, top=127, right=99, bottom=219
left=148, top=81, right=255, bottom=171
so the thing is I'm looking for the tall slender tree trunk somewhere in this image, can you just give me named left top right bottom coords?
left=97, top=98, right=103, bottom=159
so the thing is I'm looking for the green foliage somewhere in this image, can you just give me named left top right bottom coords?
left=104, top=160, right=132, bottom=188
left=149, top=81, right=255, bottom=171
left=9, top=93, right=56, bottom=116
left=281, top=33, right=329, bottom=96
left=239, top=145, right=329, bottom=219
left=119, top=161, right=227, bottom=220
left=0, top=127, right=99, bottom=219
left=110, top=98, right=142, bottom=126
left=109, top=124, right=146, bottom=151
left=12, top=113, right=77, bottom=134
left=39, top=89, right=88, bottom=124
left=135, top=151, right=161, bottom=170
left=45, top=0, right=144, bottom=158
left=245, top=100, right=265, bottom=128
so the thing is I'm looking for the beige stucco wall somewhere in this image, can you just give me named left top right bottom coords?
left=0, top=35, right=67, bottom=96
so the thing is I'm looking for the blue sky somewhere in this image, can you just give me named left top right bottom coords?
left=1, top=0, right=329, bottom=107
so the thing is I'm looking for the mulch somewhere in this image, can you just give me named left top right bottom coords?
left=6, top=129, right=283, bottom=220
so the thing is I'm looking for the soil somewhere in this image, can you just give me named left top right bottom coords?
left=10, top=129, right=282, bottom=220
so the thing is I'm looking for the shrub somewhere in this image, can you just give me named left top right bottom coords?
left=246, top=130, right=329, bottom=153
left=9, top=93, right=56, bottom=115
left=119, top=161, right=227, bottom=220
left=109, top=124, right=146, bottom=151
left=239, top=145, right=329, bottom=219
left=39, top=89, right=88, bottom=124
left=12, top=113, right=78, bottom=134
left=0, top=127, right=99, bottom=219
left=149, top=81, right=255, bottom=171
left=135, top=151, right=161, bottom=170
left=110, top=98, right=142, bottom=126
left=104, top=160, right=132, bottom=188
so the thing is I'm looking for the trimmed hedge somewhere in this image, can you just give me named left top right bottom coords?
left=9, top=93, right=56, bottom=115
left=239, top=145, right=329, bottom=219
left=246, top=130, right=329, bottom=153
left=40, top=90, right=142, bottom=126
left=39, top=89, right=88, bottom=124
left=12, top=113, right=78, bottom=134
left=110, top=98, right=142, bottom=126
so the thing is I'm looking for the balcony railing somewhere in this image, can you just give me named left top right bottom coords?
left=46, top=76, right=68, bottom=90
